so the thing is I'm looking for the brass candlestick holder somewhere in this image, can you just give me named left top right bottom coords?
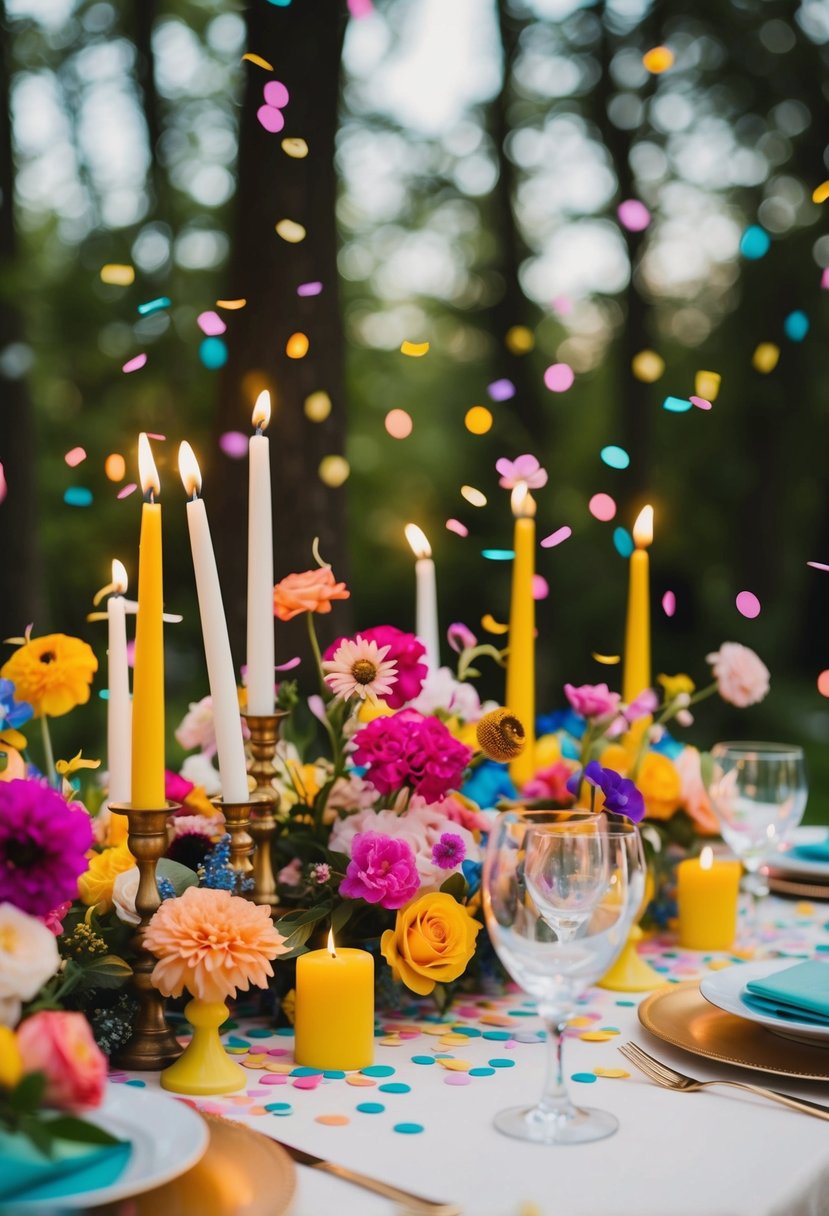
left=212, top=798, right=255, bottom=889
left=109, top=801, right=184, bottom=1071
left=243, top=711, right=289, bottom=913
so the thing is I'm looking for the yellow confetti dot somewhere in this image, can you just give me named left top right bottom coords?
left=319, top=455, right=349, bottom=487
left=438, top=1034, right=468, bottom=1046
left=706, top=959, right=734, bottom=971
left=286, top=332, right=309, bottom=359
left=481, top=614, right=509, bottom=635
left=305, top=391, right=332, bottom=422
left=242, top=52, right=273, bottom=70
left=643, top=45, right=674, bottom=73
left=505, top=325, right=534, bottom=355
left=566, top=1016, right=593, bottom=1029
left=592, top=652, right=620, bottom=665
left=346, top=1075, right=375, bottom=1087
left=461, top=485, right=487, bottom=508
left=316, top=1114, right=350, bottom=1126
left=518, top=1204, right=543, bottom=1216
left=579, top=1031, right=614, bottom=1042
left=385, top=408, right=413, bottom=439
left=795, top=901, right=816, bottom=916
left=105, top=453, right=125, bottom=482
left=216, top=298, right=247, bottom=310
left=275, top=219, right=306, bottom=243
left=695, top=369, right=721, bottom=401
left=752, top=342, right=780, bottom=374
left=812, top=180, right=829, bottom=204
left=262, top=1061, right=294, bottom=1073
left=631, top=349, right=665, bottom=383
left=282, top=138, right=308, bottom=159
left=400, top=340, right=430, bottom=357
left=379, top=1037, right=404, bottom=1046
left=480, top=1014, right=513, bottom=1027
left=100, top=264, right=135, bottom=287
left=464, top=406, right=493, bottom=435
left=593, top=1068, right=630, bottom=1079
left=422, top=1026, right=451, bottom=1036
left=439, top=1059, right=472, bottom=1072
left=226, top=1047, right=249, bottom=1055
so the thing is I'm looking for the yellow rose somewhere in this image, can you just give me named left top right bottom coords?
left=657, top=673, right=695, bottom=702
left=0, top=1026, right=23, bottom=1089
left=637, top=752, right=682, bottom=821
left=534, top=734, right=561, bottom=769
left=599, top=744, right=631, bottom=777
left=1, top=634, right=98, bottom=719
left=381, top=893, right=481, bottom=996
left=357, top=699, right=394, bottom=724
left=77, top=844, right=135, bottom=913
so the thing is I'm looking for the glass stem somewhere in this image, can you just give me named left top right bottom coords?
left=537, top=1011, right=574, bottom=1119
left=742, top=869, right=769, bottom=945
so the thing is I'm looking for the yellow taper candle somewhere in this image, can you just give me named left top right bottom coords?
left=131, top=434, right=166, bottom=809
left=676, top=846, right=742, bottom=950
left=622, top=505, right=653, bottom=759
left=505, top=482, right=536, bottom=787
left=294, top=931, right=374, bottom=1070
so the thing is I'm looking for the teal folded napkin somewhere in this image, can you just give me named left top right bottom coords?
left=743, top=960, right=829, bottom=1026
left=0, top=1128, right=131, bottom=1204
left=789, top=836, right=829, bottom=864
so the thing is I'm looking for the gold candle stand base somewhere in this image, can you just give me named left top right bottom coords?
left=109, top=801, right=184, bottom=1071
left=243, top=711, right=289, bottom=914
left=212, top=798, right=255, bottom=891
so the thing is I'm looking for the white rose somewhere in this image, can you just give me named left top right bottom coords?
left=179, top=752, right=222, bottom=796
left=112, top=867, right=141, bottom=926
left=0, top=903, right=61, bottom=1019
left=0, top=995, right=22, bottom=1027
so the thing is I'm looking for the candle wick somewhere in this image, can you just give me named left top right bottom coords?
left=190, top=490, right=199, bottom=503
left=144, top=488, right=155, bottom=505
left=255, top=424, right=264, bottom=436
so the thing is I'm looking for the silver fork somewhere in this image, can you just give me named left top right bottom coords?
left=618, top=1041, right=829, bottom=1122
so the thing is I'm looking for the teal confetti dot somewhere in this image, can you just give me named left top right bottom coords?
left=379, top=1083, right=411, bottom=1094
left=663, top=396, right=692, bottom=413
left=412, top=1056, right=435, bottom=1065
left=453, top=1027, right=481, bottom=1037
left=64, top=487, right=93, bottom=507
left=488, top=1058, right=515, bottom=1069
left=613, top=527, right=634, bottom=558
left=482, top=1030, right=510, bottom=1041
left=361, top=1065, right=395, bottom=1077
left=356, top=1102, right=385, bottom=1114
left=600, top=444, right=630, bottom=470
left=266, top=0, right=292, bottom=5
left=99, top=690, right=109, bottom=701
left=125, top=1079, right=146, bottom=1087
left=599, top=1027, right=620, bottom=1033
left=469, top=1067, right=495, bottom=1077
left=275, top=1027, right=294, bottom=1036
left=508, top=1010, right=535, bottom=1017
left=137, top=296, right=171, bottom=316
left=226, top=1038, right=250, bottom=1048
left=571, top=1072, right=597, bottom=1084
left=248, top=1028, right=274, bottom=1038
left=433, top=1054, right=454, bottom=1060
left=200, top=336, right=228, bottom=369
left=291, top=1067, right=323, bottom=1077
left=323, top=1070, right=346, bottom=1079
left=394, top=1123, right=424, bottom=1135
left=784, top=310, right=809, bottom=342
left=816, top=944, right=829, bottom=953
left=266, top=1103, right=293, bottom=1115
left=739, top=225, right=770, bottom=259
left=481, top=549, right=515, bottom=561
left=615, top=1000, right=635, bottom=1007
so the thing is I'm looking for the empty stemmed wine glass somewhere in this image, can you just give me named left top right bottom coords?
left=707, top=742, right=808, bottom=949
left=483, top=810, right=645, bottom=1145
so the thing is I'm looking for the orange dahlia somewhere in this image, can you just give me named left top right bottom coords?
left=1, top=634, right=98, bottom=719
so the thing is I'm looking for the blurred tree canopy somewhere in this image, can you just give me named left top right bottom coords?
left=0, top=0, right=827, bottom=802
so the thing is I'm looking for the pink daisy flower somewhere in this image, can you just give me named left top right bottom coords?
left=322, top=635, right=398, bottom=704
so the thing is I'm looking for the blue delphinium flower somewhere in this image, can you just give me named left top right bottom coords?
left=0, top=678, right=33, bottom=731
left=461, top=760, right=517, bottom=809
left=199, top=833, right=253, bottom=894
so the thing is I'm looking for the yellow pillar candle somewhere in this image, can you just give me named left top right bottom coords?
left=676, top=846, right=742, bottom=950
left=622, top=505, right=653, bottom=759
left=294, top=933, right=374, bottom=1070
left=505, top=483, right=536, bottom=788
left=131, top=434, right=166, bottom=809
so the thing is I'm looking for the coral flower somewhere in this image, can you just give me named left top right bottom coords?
left=1, top=634, right=98, bottom=719
left=323, top=636, right=398, bottom=704
left=273, top=567, right=349, bottom=621
left=144, top=886, right=287, bottom=1003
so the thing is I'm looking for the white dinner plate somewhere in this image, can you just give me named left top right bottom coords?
left=767, top=826, right=829, bottom=881
left=9, top=1083, right=208, bottom=1211
left=700, top=959, right=829, bottom=1048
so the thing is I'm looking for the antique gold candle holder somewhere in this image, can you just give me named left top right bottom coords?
left=243, top=711, right=289, bottom=914
left=212, top=798, right=255, bottom=889
left=109, top=801, right=184, bottom=1071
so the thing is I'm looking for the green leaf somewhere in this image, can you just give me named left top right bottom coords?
left=439, top=872, right=467, bottom=902
left=276, top=904, right=330, bottom=932
left=78, top=954, right=133, bottom=989
left=330, top=901, right=353, bottom=937
left=157, top=858, right=199, bottom=895
left=10, top=1073, right=46, bottom=1115
left=44, top=1116, right=121, bottom=1148
left=278, top=922, right=315, bottom=956
left=19, top=1114, right=55, bottom=1158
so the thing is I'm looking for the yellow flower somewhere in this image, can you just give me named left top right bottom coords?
left=0, top=745, right=26, bottom=783
left=77, top=844, right=135, bottom=913
left=56, top=750, right=101, bottom=778
left=534, top=734, right=561, bottom=769
left=637, top=752, right=682, bottom=821
left=599, top=744, right=631, bottom=777
left=356, top=699, right=394, bottom=724
left=657, top=673, right=695, bottom=702
left=1, top=634, right=98, bottom=719
left=476, top=708, right=525, bottom=762
left=381, top=892, right=481, bottom=996
left=0, top=1026, right=23, bottom=1089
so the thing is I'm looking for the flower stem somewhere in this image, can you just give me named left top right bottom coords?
left=40, top=715, right=57, bottom=788
left=306, top=612, right=329, bottom=702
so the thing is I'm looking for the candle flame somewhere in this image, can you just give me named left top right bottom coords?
left=111, top=559, right=128, bottom=595
left=138, top=433, right=160, bottom=500
left=252, top=389, right=271, bottom=431
left=327, top=928, right=337, bottom=959
left=404, top=523, right=432, bottom=559
left=700, top=845, right=713, bottom=871
left=633, top=505, right=654, bottom=548
left=511, top=481, right=536, bottom=518
left=178, top=441, right=202, bottom=498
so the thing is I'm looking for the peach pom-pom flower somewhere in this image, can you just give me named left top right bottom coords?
left=144, top=886, right=287, bottom=1004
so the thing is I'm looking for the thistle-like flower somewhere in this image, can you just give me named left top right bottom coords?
left=476, top=708, right=526, bottom=762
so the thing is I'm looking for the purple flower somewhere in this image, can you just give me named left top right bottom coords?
left=324, top=626, right=427, bottom=708
left=339, top=832, right=421, bottom=909
left=583, top=761, right=645, bottom=823
left=431, top=832, right=466, bottom=870
left=563, top=683, right=620, bottom=719
left=352, top=709, right=472, bottom=802
left=0, top=778, right=93, bottom=916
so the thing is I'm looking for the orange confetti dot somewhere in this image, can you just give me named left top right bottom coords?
left=316, top=1114, right=350, bottom=1126
left=817, top=670, right=829, bottom=697
left=505, top=325, right=534, bottom=355
left=812, top=180, right=829, bottom=204
left=400, top=340, right=429, bottom=357
left=695, top=370, right=721, bottom=401
left=346, top=1075, right=376, bottom=1087
left=481, top=614, right=509, bottom=635
left=216, top=298, right=247, bottom=310
left=464, top=406, right=493, bottom=435
left=242, top=52, right=273, bottom=70
left=643, top=45, right=674, bottom=73
left=105, top=453, right=126, bottom=482
left=286, top=332, right=309, bottom=359
left=592, top=653, right=621, bottom=665
left=385, top=409, right=413, bottom=439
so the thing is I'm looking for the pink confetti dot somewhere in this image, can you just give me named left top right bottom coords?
left=64, top=446, right=87, bottom=468
left=532, top=574, right=549, bottom=601
left=617, top=199, right=651, bottom=232
left=275, top=656, right=302, bottom=671
left=297, top=282, right=323, bottom=297
left=122, top=353, right=147, bottom=374
left=220, top=431, right=248, bottom=459
left=117, top=483, right=137, bottom=499
left=257, top=105, right=285, bottom=133
left=822, top=268, right=829, bottom=290
left=446, top=518, right=468, bottom=538
left=444, top=1074, right=471, bottom=1086
left=385, top=409, right=413, bottom=439
left=543, top=362, right=575, bottom=393
left=817, top=671, right=829, bottom=698
left=690, top=396, right=712, bottom=411
left=347, top=0, right=374, bottom=14
left=807, top=561, right=829, bottom=572
left=736, top=590, right=761, bottom=619
left=589, top=493, right=616, bottom=522
left=487, top=379, right=515, bottom=402
left=260, top=1075, right=288, bottom=1086
left=540, top=526, right=572, bottom=548
left=198, top=310, right=227, bottom=336
left=263, top=80, right=289, bottom=108
left=0, top=463, right=5, bottom=504
left=551, top=295, right=572, bottom=316
left=147, top=433, right=166, bottom=441
left=662, top=590, right=676, bottom=617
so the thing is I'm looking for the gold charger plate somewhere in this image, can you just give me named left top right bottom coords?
left=638, top=982, right=829, bottom=1081
left=767, top=873, right=829, bottom=900
left=90, top=1113, right=296, bottom=1216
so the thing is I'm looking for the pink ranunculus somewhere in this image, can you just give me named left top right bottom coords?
left=17, top=1011, right=107, bottom=1111
left=521, top=760, right=578, bottom=805
left=674, top=746, right=719, bottom=835
left=324, top=627, right=427, bottom=708
left=495, top=454, right=548, bottom=491
left=563, top=682, right=621, bottom=719
left=339, top=832, right=421, bottom=909
left=625, top=688, right=659, bottom=719
left=329, top=804, right=480, bottom=893
left=429, top=793, right=491, bottom=834
left=706, top=643, right=770, bottom=708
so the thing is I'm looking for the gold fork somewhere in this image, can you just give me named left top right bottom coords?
left=618, top=1041, right=829, bottom=1122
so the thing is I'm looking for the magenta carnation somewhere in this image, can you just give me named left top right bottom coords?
left=339, top=832, right=421, bottom=909
left=351, top=709, right=472, bottom=802
left=431, top=832, right=466, bottom=870
left=0, top=779, right=93, bottom=916
left=324, top=626, right=427, bottom=708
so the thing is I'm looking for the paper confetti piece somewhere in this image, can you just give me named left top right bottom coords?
left=444, top=1073, right=471, bottom=1086
left=319, top=455, right=349, bottom=487
left=822, top=268, right=829, bottom=290
left=465, top=406, right=492, bottom=434
left=445, top=518, right=468, bottom=537
left=348, top=0, right=374, bottom=16
left=812, top=180, right=829, bottom=204
left=736, top=590, right=761, bottom=618
left=613, top=527, right=634, bottom=557
left=64, top=487, right=93, bottom=507
left=481, top=549, right=514, bottom=561
left=807, top=561, right=829, bottom=572
left=198, top=310, right=227, bottom=336
left=385, top=409, right=412, bottom=438
left=739, top=225, right=770, bottom=259
left=600, top=445, right=630, bottom=470
left=532, top=574, right=549, bottom=600
left=286, top=332, right=309, bottom=359
left=275, top=219, right=306, bottom=243
left=817, top=671, right=829, bottom=698
left=242, top=52, right=273, bottom=70
left=461, top=485, right=487, bottom=507
left=146, top=432, right=165, bottom=441
left=378, top=1083, right=410, bottom=1093
left=543, top=362, right=574, bottom=392
left=316, top=1114, right=349, bottom=1126
left=200, top=337, right=228, bottom=369
left=752, top=343, right=779, bottom=373
left=122, top=353, right=147, bottom=374
left=216, top=298, right=247, bottom=310
left=264, top=80, right=289, bottom=108
left=481, top=614, right=509, bottom=634
left=356, top=1102, right=385, bottom=1114
left=105, top=454, right=125, bottom=481
left=594, top=1068, right=629, bottom=1079
left=438, top=1059, right=472, bottom=1072
left=275, top=657, right=301, bottom=672
left=784, top=310, right=809, bottom=341
left=631, top=350, right=664, bottom=382
left=100, top=264, right=135, bottom=286
left=592, top=653, right=620, bottom=665
left=487, top=378, right=515, bottom=401
left=690, top=396, right=712, bottom=411
left=571, top=1072, right=598, bottom=1083
left=662, top=590, right=676, bottom=617
left=219, top=432, right=248, bottom=459
left=0, top=463, right=5, bottom=504
left=297, top=281, right=323, bottom=297
left=643, top=45, right=674, bottom=73
left=617, top=199, right=651, bottom=232
left=589, top=493, right=616, bottom=522
left=540, top=526, right=572, bottom=548
left=137, top=297, right=171, bottom=316
left=663, top=395, right=692, bottom=413
left=505, top=325, right=534, bottom=354
left=117, top=483, right=137, bottom=499
left=257, top=105, right=285, bottom=133
left=393, top=1123, right=423, bottom=1134
left=400, top=340, right=429, bottom=357
left=64, top=447, right=86, bottom=467
left=695, top=370, right=721, bottom=401
left=282, top=138, right=308, bottom=158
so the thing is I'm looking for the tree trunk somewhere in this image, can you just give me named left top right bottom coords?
left=129, top=0, right=164, bottom=213
left=213, top=0, right=350, bottom=671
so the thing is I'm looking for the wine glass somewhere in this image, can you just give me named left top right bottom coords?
left=482, top=810, right=645, bottom=1145
left=707, top=742, right=808, bottom=947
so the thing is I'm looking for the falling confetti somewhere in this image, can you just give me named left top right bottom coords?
left=105, top=454, right=125, bottom=481
left=200, top=337, right=228, bottom=369
left=242, top=52, right=274, bottom=70
left=631, top=350, right=665, bottom=383
left=589, top=493, right=617, bottom=522
left=752, top=343, right=780, bottom=373
left=739, top=226, right=770, bottom=259
left=690, top=396, right=712, bottom=411
left=736, top=590, right=761, bottom=619
left=482, top=549, right=514, bottom=561
left=347, top=0, right=374, bottom=15
left=600, top=445, right=630, bottom=470
left=64, top=487, right=93, bottom=507
left=464, top=406, right=492, bottom=435
left=592, top=653, right=620, bottom=665
left=487, top=379, right=515, bottom=402
left=807, top=561, right=829, bottom=572
left=275, top=219, right=306, bottom=243
left=616, top=199, right=651, bottom=232
left=663, top=396, right=692, bottom=413
left=137, top=297, right=171, bottom=316
left=100, top=264, right=135, bottom=286
left=305, top=391, right=332, bottom=422
left=822, top=268, right=829, bottom=290
left=505, top=326, right=534, bottom=354
left=543, top=363, right=575, bottom=393
left=216, top=298, right=247, bottom=310
left=385, top=409, right=413, bottom=439
left=264, top=81, right=289, bottom=108
left=400, top=340, right=429, bottom=357
left=282, top=138, right=309, bottom=158
left=275, top=657, right=302, bottom=672
left=481, top=614, right=509, bottom=634
left=532, top=575, right=549, bottom=600
left=297, top=281, right=323, bottom=297
left=258, top=105, right=285, bottom=133
left=64, top=447, right=86, bottom=467
left=219, top=432, right=248, bottom=459
left=286, top=332, right=309, bottom=359
left=812, top=181, right=829, bottom=204
left=540, top=526, right=572, bottom=548
left=197, top=311, right=227, bottom=337
left=662, top=590, right=676, bottom=617
left=319, top=455, right=349, bottom=487
left=117, top=483, right=137, bottom=499
left=817, top=671, right=829, bottom=698
left=613, top=527, right=634, bottom=557
left=695, top=370, right=721, bottom=401
left=642, top=45, right=674, bottom=73
left=551, top=295, right=572, bottom=316
left=445, top=519, right=468, bottom=537
left=784, top=310, right=809, bottom=342
left=122, top=353, right=147, bottom=374
left=461, top=486, right=487, bottom=507
left=0, top=463, right=6, bottom=504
